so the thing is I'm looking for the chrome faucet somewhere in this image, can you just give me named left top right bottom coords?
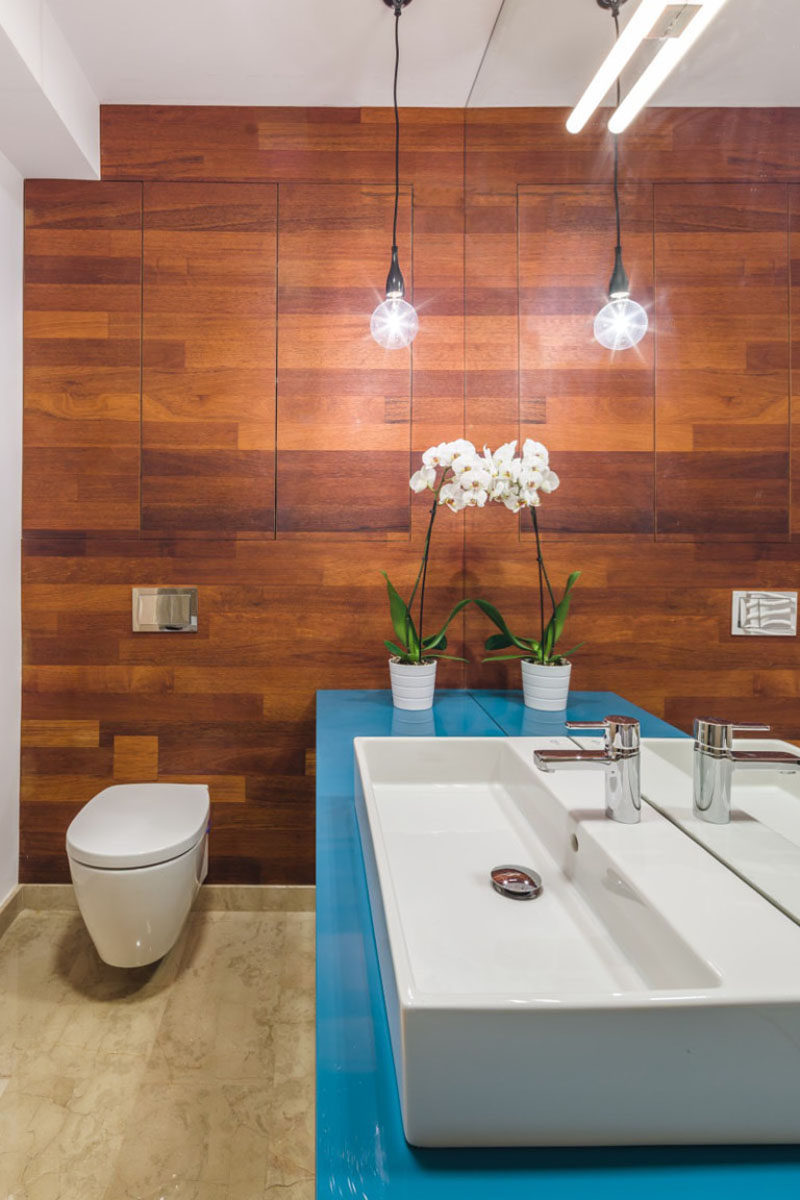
left=693, top=717, right=800, bottom=824
left=533, top=715, right=641, bottom=824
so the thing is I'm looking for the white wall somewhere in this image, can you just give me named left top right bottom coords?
left=0, top=0, right=99, bottom=179
left=0, top=147, right=21, bottom=904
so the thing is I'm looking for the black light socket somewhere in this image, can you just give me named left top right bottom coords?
left=608, top=245, right=630, bottom=299
left=385, top=245, right=406, bottom=299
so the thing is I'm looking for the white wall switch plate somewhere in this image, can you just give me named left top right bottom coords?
left=731, top=591, right=797, bottom=637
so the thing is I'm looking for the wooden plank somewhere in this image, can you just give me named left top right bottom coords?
left=142, top=181, right=278, bottom=532
left=113, top=735, right=159, bottom=781
left=21, top=720, right=100, bottom=748
left=276, top=183, right=412, bottom=534
left=790, top=185, right=800, bottom=541
left=24, top=180, right=142, bottom=532
left=517, top=184, right=655, bottom=536
left=654, top=183, right=790, bottom=540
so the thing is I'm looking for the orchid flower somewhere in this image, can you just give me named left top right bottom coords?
left=473, top=438, right=582, bottom=668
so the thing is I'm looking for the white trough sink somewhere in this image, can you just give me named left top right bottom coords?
left=641, top=736, right=800, bottom=925
left=354, top=735, right=800, bottom=1147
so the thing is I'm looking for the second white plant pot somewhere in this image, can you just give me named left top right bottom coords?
left=520, top=659, right=572, bottom=711
left=389, top=658, right=437, bottom=711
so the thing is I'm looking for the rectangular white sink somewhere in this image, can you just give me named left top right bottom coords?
left=355, top=735, right=800, bottom=1147
left=641, top=736, right=800, bottom=924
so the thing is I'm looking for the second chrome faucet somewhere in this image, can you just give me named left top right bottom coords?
left=533, top=715, right=641, bottom=825
left=533, top=712, right=800, bottom=829
left=692, top=718, right=800, bottom=824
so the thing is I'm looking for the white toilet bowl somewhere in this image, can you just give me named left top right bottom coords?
left=66, top=782, right=210, bottom=968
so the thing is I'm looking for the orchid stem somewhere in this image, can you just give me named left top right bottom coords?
left=531, top=506, right=556, bottom=664
left=408, top=479, right=443, bottom=662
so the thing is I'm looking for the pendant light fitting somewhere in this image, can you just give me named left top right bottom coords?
left=593, top=1, right=648, bottom=351
left=370, top=0, right=419, bottom=349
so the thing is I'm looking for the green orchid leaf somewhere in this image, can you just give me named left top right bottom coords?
left=424, top=597, right=471, bottom=651
left=474, top=598, right=533, bottom=653
left=381, top=571, right=419, bottom=654
left=474, top=597, right=513, bottom=634
left=484, top=631, right=514, bottom=651
left=423, top=633, right=448, bottom=651
left=384, top=639, right=408, bottom=658
left=427, top=653, right=469, bottom=662
left=559, top=641, right=585, bottom=658
left=551, top=571, right=580, bottom=643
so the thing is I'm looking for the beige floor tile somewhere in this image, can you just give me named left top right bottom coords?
left=264, top=1183, right=315, bottom=1200
left=0, top=909, right=316, bottom=1200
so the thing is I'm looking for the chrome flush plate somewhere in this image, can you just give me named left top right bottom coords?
left=731, top=591, right=797, bottom=637
left=132, top=587, right=198, bottom=633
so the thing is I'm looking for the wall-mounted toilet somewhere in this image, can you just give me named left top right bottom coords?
left=66, top=782, right=210, bottom=968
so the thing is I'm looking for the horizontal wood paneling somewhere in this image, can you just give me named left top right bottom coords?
left=101, top=106, right=464, bottom=186
left=464, top=532, right=800, bottom=739
left=789, top=185, right=800, bottom=541
left=276, top=183, right=412, bottom=534
left=142, top=181, right=278, bottom=532
left=19, top=105, right=800, bottom=885
left=518, top=184, right=655, bottom=535
left=20, top=531, right=466, bottom=882
left=24, top=181, right=142, bottom=533
left=654, top=183, right=790, bottom=539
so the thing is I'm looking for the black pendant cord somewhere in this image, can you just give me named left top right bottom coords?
left=606, top=4, right=629, bottom=298
left=612, top=9, right=622, bottom=260
left=392, top=5, right=401, bottom=250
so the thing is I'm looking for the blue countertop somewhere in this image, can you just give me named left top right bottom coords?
left=315, top=689, right=800, bottom=1198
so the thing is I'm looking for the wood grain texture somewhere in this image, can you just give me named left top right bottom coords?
left=276, top=183, right=411, bottom=534
left=464, top=531, right=800, bottom=739
left=462, top=112, right=800, bottom=753
left=789, top=186, right=800, bottom=542
left=143, top=181, right=278, bottom=532
left=654, top=183, right=790, bottom=539
left=24, top=181, right=142, bottom=532
left=21, top=532, right=466, bottom=882
left=19, top=105, right=800, bottom=884
left=518, top=184, right=655, bottom=535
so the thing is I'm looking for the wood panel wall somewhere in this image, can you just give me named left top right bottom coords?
left=463, top=108, right=800, bottom=742
left=20, top=105, right=800, bottom=883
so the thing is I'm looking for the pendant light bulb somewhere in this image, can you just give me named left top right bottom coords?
left=371, top=0, right=418, bottom=350
left=594, top=295, right=648, bottom=351
left=593, top=3, right=648, bottom=353
left=371, top=296, right=419, bottom=350
left=371, top=242, right=418, bottom=349
left=594, top=241, right=647, bottom=350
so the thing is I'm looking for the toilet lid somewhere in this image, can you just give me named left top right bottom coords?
left=66, top=783, right=210, bottom=869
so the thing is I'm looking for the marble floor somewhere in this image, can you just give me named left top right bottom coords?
left=0, top=901, right=315, bottom=1200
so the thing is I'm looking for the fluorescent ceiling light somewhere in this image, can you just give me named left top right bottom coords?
left=567, top=0, right=731, bottom=136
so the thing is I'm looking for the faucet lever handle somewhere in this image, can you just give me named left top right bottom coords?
left=566, top=714, right=640, bottom=756
left=693, top=717, right=771, bottom=754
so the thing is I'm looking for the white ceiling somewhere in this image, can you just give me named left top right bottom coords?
left=46, top=0, right=800, bottom=109
left=45, top=0, right=503, bottom=108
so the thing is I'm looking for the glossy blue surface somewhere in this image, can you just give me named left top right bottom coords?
left=316, top=689, right=800, bottom=1199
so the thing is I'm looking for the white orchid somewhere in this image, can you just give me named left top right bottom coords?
left=521, top=438, right=549, bottom=468
left=421, top=438, right=477, bottom=470
left=409, top=465, right=438, bottom=493
left=470, top=437, right=581, bottom=670
left=438, top=482, right=469, bottom=512
left=410, top=437, right=559, bottom=515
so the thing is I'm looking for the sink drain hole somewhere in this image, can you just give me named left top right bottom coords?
left=490, top=865, right=543, bottom=901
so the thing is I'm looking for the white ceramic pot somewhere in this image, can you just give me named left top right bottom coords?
left=520, top=659, right=572, bottom=711
left=389, top=658, right=437, bottom=711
